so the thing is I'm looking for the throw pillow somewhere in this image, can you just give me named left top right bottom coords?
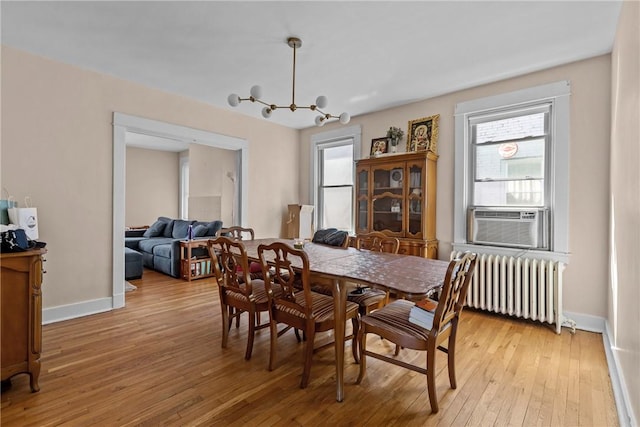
left=193, top=224, right=208, bottom=238
left=143, top=220, right=166, bottom=238
left=203, top=220, right=223, bottom=237
left=172, top=220, right=194, bottom=239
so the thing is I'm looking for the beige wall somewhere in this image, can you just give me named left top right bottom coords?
left=609, top=0, right=639, bottom=423
left=1, top=46, right=299, bottom=309
left=300, top=55, right=612, bottom=319
left=125, top=147, right=180, bottom=226
left=188, top=144, right=237, bottom=225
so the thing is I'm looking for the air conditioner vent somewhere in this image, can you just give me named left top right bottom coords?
left=468, top=208, right=549, bottom=249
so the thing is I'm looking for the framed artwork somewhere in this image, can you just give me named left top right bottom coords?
left=406, top=114, right=440, bottom=154
left=370, top=137, right=388, bottom=156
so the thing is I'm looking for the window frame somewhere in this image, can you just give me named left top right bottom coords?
left=453, top=81, right=570, bottom=263
left=179, top=152, right=189, bottom=220
left=310, top=125, right=362, bottom=233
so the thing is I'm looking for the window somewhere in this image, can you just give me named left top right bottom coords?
left=319, top=144, right=353, bottom=230
left=453, top=81, right=570, bottom=260
left=311, top=126, right=362, bottom=233
left=471, top=105, right=549, bottom=207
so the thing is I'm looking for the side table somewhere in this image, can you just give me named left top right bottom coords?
left=179, top=239, right=214, bottom=281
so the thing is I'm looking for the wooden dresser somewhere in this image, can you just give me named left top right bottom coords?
left=1, top=248, right=47, bottom=392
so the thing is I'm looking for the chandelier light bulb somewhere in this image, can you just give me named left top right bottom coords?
left=339, top=112, right=351, bottom=124
left=315, top=115, right=326, bottom=127
left=227, top=94, right=240, bottom=107
left=250, top=85, right=263, bottom=100
left=315, top=96, right=328, bottom=109
left=262, top=107, right=272, bottom=118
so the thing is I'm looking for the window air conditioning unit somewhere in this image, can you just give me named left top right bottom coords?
left=468, top=207, right=549, bottom=249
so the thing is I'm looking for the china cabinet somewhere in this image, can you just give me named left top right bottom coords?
left=355, top=151, right=437, bottom=258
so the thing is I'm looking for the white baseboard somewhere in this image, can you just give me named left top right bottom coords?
left=563, top=310, right=606, bottom=333
left=42, top=297, right=116, bottom=325
left=603, top=321, right=636, bottom=427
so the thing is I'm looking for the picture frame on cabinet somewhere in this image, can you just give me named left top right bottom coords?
left=370, top=137, right=388, bottom=156
left=407, top=114, right=440, bottom=154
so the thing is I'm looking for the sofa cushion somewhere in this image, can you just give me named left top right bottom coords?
left=172, top=219, right=195, bottom=239
left=193, top=224, right=208, bottom=238
left=143, top=220, right=166, bottom=238
left=125, top=237, right=145, bottom=250
left=138, top=237, right=174, bottom=254
left=153, top=243, right=172, bottom=259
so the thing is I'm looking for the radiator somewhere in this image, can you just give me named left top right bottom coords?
left=451, top=251, right=571, bottom=334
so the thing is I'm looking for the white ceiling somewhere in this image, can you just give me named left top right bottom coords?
left=1, top=1, right=622, bottom=130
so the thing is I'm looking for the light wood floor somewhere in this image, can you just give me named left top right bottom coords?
left=1, top=269, right=618, bottom=426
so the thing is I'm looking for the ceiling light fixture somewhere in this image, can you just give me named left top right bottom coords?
left=227, top=37, right=350, bottom=127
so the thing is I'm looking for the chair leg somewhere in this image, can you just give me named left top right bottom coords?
left=300, top=326, right=315, bottom=389
left=221, top=303, right=230, bottom=349
left=245, top=309, right=256, bottom=360
left=447, top=331, right=457, bottom=389
left=268, top=316, right=278, bottom=372
left=351, top=316, right=360, bottom=363
left=426, top=342, right=439, bottom=413
left=227, top=306, right=235, bottom=330
left=356, top=325, right=366, bottom=384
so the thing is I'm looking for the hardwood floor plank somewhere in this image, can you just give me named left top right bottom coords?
left=0, top=269, right=618, bottom=426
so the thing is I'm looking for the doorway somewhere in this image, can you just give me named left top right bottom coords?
left=112, top=113, right=248, bottom=308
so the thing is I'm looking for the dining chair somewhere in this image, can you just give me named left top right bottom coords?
left=356, top=252, right=477, bottom=413
left=258, top=241, right=360, bottom=388
left=347, top=231, right=401, bottom=361
left=208, top=236, right=280, bottom=360
left=217, top=226, right=255, bottom=241
left=355, top=231, right=400, bottom=254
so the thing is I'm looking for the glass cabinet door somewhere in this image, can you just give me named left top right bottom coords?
left=356, top=166, right=369, bottom=233
left=371, top=165, right=404, bottom=235
left=406, top=161, right=424, bottom=237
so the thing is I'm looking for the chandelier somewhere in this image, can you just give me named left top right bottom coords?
left=227, top=37, right=350, bottom=127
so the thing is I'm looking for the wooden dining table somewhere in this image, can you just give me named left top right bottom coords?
left=240, top=238, right=450, bottom=402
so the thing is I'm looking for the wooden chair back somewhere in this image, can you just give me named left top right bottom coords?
left=208, top=236, right=253, bottom=298
left=217, top=226, right=255, bottom=241
left=257, top=241, right=312, bottom=318
left=431, top=252, right=477, bottom=335
left=355, top=231, right=400, bottom=254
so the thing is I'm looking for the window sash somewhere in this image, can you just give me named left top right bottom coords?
left=469, top=103, right=551, bottom=208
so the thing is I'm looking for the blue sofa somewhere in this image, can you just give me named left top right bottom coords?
left=125, top=216, right=223, bottom=278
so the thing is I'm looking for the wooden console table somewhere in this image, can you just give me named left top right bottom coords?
left=1, top=248, right=47, bottom=392
left=179, top=240, right=214, bottom=281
